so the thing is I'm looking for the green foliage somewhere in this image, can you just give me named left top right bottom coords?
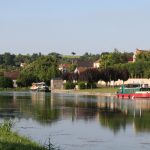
left=87, top=82, right=97, bottom=89
left=79, top=68, right=100, bottom=83
left=136, top=51, right=150, bottom=62
left=18, top=56, right=60, bottom=87
left=0, top=76, right=13, bottom=88
left=16, top=74, right=38, bottom=87
left=64, top=82, right=75, bottom=89
left=69, top=64, right=77, bottom=72
left=79, top=52, right=100, bottom=62
left=0, top=120, right=47, bottom=150
left=3, top=53, right=15, bottom=66
left=78, top=82, right=86, bottom=89
left=0, top=120, right=13, bottom=132
left=100, top=49, right=133, bottom=68
left=114, top=61, right=150, bottom=78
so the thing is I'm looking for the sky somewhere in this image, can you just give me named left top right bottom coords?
left=0, top=0, right=150, bottom=55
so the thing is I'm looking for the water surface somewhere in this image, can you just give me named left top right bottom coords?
left=0, top=91, right=150, bottom=150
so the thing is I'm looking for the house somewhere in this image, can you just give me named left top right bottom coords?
left=133, top=48, right=150, bottom=62
left=74, top=60, right=93, bottom=74
left=76, top=60, right=93, bottom=68
left=58, top=64, right=71, bottom=73
left=4, top=71, right=20, bottom=88
left=128, top=57, right=133, bottom=63
left=20, top=63, right=26, bottom=68
left=93, top=59, right=100, bottom=68
left=74, top=67, right=87, bottom=74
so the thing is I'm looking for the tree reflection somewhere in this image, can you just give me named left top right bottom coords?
left=98, top=99, right=150, bottom=133
left=99, top=109, right=131, bottom=134
left=0, top=92, right=60, bottom=125
left=1, top=92, right=150, bottom=133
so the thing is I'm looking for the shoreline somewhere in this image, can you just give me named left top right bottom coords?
left=0, top=88, right=117, bottom=97
left=52, top=89, right=116, bottom=97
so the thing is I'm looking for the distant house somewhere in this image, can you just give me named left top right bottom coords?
left=133, top=48, right=150, bottom=62
left=74, top=67, right=87, bottom=74
left=74, top=60, right=93, bottom=74
left=4, top=71, right=20, bottom=88
left=20, top=63, right=26, bottom=68
left=76, top=60, right=93, bottom=68
left=58, top=64, right=71, bottom=73
left=93, top=59, right=100, bottom=68
left=128, top=57, right=133, bottom=63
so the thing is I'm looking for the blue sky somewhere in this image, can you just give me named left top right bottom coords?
left=0, top=0, right=150, bottom=55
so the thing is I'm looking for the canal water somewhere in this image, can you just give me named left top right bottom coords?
left=0, top=91, right=150, bottom=150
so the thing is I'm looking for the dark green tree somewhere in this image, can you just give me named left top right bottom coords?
left=0, top=76, right=13, bottom=88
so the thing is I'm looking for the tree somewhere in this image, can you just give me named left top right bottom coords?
left=0, top=76, right=13, bottom=88
left=118, top=68, right=129, bottom=81
left=18, top=56, right=60, bottom=86
left=79, top=68, right=100, bottom=83
left=62, top=72, right=78, bottom=82
left=71, top=52, right=76, bottom=56
left=99, top=68, right=113, bottom=86
left=3, top=53, right=15, bottom=66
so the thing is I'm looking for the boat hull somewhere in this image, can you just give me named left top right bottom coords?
left=117, top=93, right=150, bottom=99
left=31, top=88, right=51, bottom=92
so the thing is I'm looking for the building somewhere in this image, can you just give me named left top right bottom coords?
left=74, top=60, right=93, bottom=74
left=74, top=67, right=87, bottom=74
left=127, top=57, right=133, bottom=63
left=20, top=63, right=27, bottom=68
left=133, top=48, right=150, bottom=62
left=93, top=59, right=100, bottom=68
left=58, top=64, right=71, bottom=73
left=4, top=71, right=20, bottom=88
left=51, top=78, right=63, bottom=90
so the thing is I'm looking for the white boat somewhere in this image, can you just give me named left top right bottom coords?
left=30, top=82, right=50, bottom=92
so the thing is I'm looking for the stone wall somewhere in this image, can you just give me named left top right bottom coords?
left=51, top=79, right=63, bottom=89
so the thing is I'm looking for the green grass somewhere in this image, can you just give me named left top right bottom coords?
left=76, top=87, right=117, bottom=93
left=0, top=120, right=47, bottom=150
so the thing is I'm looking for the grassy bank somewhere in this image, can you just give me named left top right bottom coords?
left=0, top=87, right=30, bottom=91
left=53, top=87, right=117, bottom=96
left=77, top=87, right=117, bottom=93
left=0, top=121, right=47, bottom=150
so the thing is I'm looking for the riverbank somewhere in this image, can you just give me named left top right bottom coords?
left=0, top=121, right=47, bottom=150
left=52, top=87, right=117, bottom=97
left=0, top=87, right=30, bottom=91
left=0, top=87, right=117, bottom=97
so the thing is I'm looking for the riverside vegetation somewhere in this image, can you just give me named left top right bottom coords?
left=0, top=120, right=59, bottom=150
left=0, top=49, right=150, bottom=89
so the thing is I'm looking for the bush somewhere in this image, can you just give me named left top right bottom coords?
left=78, top=82, right=86, bottom=89
left=64, top=82, right=75, bottom=89
left=0, top=76, right=13, bottom=88
left=87, top=82, right=97, bottom=89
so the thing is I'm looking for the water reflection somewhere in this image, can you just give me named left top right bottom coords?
left=0, top=92, right=150, bottom=133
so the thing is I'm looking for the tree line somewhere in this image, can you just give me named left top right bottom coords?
left=62, top=67, right=129, bottom=86
left=1, top=49, right=150, bottom=88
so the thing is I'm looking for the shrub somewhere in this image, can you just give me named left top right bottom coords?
left=0, top=76, right=13, bottom=88
left=87, top=82, right=97, bottom=89
left=78, top=82, right=86, bottom=89
left=64, top=82, right=75, bottom=89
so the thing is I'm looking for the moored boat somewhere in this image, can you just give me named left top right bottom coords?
left=30, top=82, right=51, bottom=92
left=117, top=83, right=150, bottom=99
